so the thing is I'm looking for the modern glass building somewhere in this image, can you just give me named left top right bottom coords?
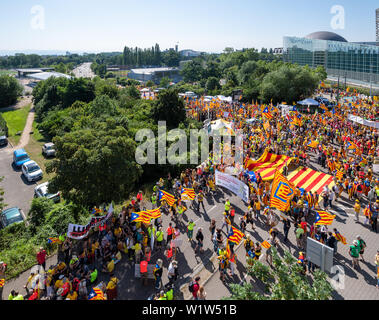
left=283, top=32, right=379, bottom=87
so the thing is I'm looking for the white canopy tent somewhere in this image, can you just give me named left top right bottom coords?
left=206, top=119, right=235, bottom=135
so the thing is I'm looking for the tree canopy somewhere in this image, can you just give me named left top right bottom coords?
left=0, top=75, right=23, bottom=108
left=225, top=248, right=334, bottom=300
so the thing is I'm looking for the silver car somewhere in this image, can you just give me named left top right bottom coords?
left=42, top=142, right=56, bottom=157
left=21, top=160, right=43, bottom=182
left=34, top=182, right=60, bottom=203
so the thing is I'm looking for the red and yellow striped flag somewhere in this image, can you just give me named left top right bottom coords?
left=227, top=226, right=244, bottom=245
left=261, top=240, right=271, bottom=249
left=336, top=169, right=344, bottom=181
left=333, top=231, right=347, bottom=245
left=146, top=207, right=162, bottom=219
left=314, top=210, right=336, bottom=226
left=158, top=190, right=176, bottom=206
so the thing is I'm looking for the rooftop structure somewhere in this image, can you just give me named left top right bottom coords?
left=26, top=71, right=72, bottom=81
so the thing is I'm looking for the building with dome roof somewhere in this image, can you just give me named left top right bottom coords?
left=283, top=28, right=379, bottom=90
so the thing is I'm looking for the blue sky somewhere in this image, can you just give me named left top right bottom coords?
left=0, top=0, right=377, bottom=53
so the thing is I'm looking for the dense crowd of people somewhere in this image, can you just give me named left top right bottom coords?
left=1, top=88, right=378, bottom=300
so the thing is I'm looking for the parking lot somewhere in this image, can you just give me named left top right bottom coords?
left=0, top=143, right=38, bottom=216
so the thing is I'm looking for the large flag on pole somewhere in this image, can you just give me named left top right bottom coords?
left=262, top=106, right=273, bottom=120
left=158, top=190, right=176, bottom=206
left=269, top=170, right=295, bottom=212
left=227, top=226, right=244, bottom=245
left=180, top=188, right=196, bottom=201
left=130, top=211, right=153, bottom=224
left=314, top=210, right=336, bottom=226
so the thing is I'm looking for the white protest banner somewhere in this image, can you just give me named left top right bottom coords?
left=67, top=209, right=113, bottom=240
left=215, top=170, right=249, bottom=203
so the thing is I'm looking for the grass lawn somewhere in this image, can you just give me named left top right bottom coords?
left=110, top=70, right=130, bottom=77
left=24, top=121, right=55, bottom=184
left=0, top=69, right=16, bottom=76
left=0, top=103, right=31, bottom=145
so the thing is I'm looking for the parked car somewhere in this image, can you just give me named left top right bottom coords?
left=42, top=142, right=56, bottom=157
left=0, top=135, right=8, bottom=147
left=13, top=149, right=30, bottom=168
left=0, top=207, right=26, bottom=229
left=34, top=182, right=60, bottom=203
left=21, top=160, right=43, bottom=182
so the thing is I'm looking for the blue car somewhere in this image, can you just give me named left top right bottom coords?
left=13, top=149, right=30, bottom=168
left=0, top=207, right=26, bottom=229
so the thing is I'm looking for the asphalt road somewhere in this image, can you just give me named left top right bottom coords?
left=72, top=62, right=95, bottom=79
left=0, top=143, right=38, bottom=216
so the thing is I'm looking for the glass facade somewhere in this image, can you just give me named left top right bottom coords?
left=283, top=36, right=379, bottom=86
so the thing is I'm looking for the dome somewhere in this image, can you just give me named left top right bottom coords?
left=305, top=31, right=348, bottom=42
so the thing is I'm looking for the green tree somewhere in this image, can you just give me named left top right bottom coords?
left=152, top=88, right=186, bottom=129
left=162, top=49, right=180, bottom=67
left=0, top=75, right=23, bottom=108
left=205, top=77, right=220, bottom=91
left=159, top=76, right=172, bottom=88
left=145, top=80, right=155, bottom=87
left=46, top=119, right=142, bottom=208
left=28, top=197, right=55, bottom=230
left=225, top=248, right=333, bottom=300
left=180, top=60, right=204, bottom=83
left=260, top=64, right=319, bottom=104
left=126, top=85, right=141, bottom=99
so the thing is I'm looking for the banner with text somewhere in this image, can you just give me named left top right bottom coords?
left=215, top=170, right=249, bottom=203
left=67, top=210, right=113, bottom=240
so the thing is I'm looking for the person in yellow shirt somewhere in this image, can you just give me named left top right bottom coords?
left=54, top=275, right=65, bottom=291
left=354, top=200, right=361, bottom=222
left=66, top=289, right=78, bottom=300
left=114, top=226, right=123, bottom=239
left=102, top=258, right=115, bottom=274
left=106, top=274, right=119, bottom=300
left=254, top=199, right=261, bottom=220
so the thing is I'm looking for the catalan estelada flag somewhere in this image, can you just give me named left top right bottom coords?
left=0, top=279, right=5, bottom=287
left=227, top=226, right=244, bottom=245
left=261, top=240, right=271, bottom=249
left=345, top=140, right=358, bottom=151
left=88, top=287, right=106, bottom=300
left=306, top=140, right=319, bottom=149
left=130, top=211, right=153, bottom=224
left=180, top=187, right=195, bottom=201
left=293, top=113, right=303, bottom=126
left=47, top=237, right=61, bottom=244
left=269, top=171, right=295, bottom=212
left=314, top=210, right=336, bottom=226
left=91, top=207, right=102, bottom=215
left=286, top=166, right=335, bottom=195
left=245, top=148, right=292, bottom=181
left=158, top=190, right=176, bottom=206
left=262, top=106, right=273, bottom=120
left=333, top=231, right=347, bottom=245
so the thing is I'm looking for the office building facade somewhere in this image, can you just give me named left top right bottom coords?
left=283, top=34, right=379, bottom=87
